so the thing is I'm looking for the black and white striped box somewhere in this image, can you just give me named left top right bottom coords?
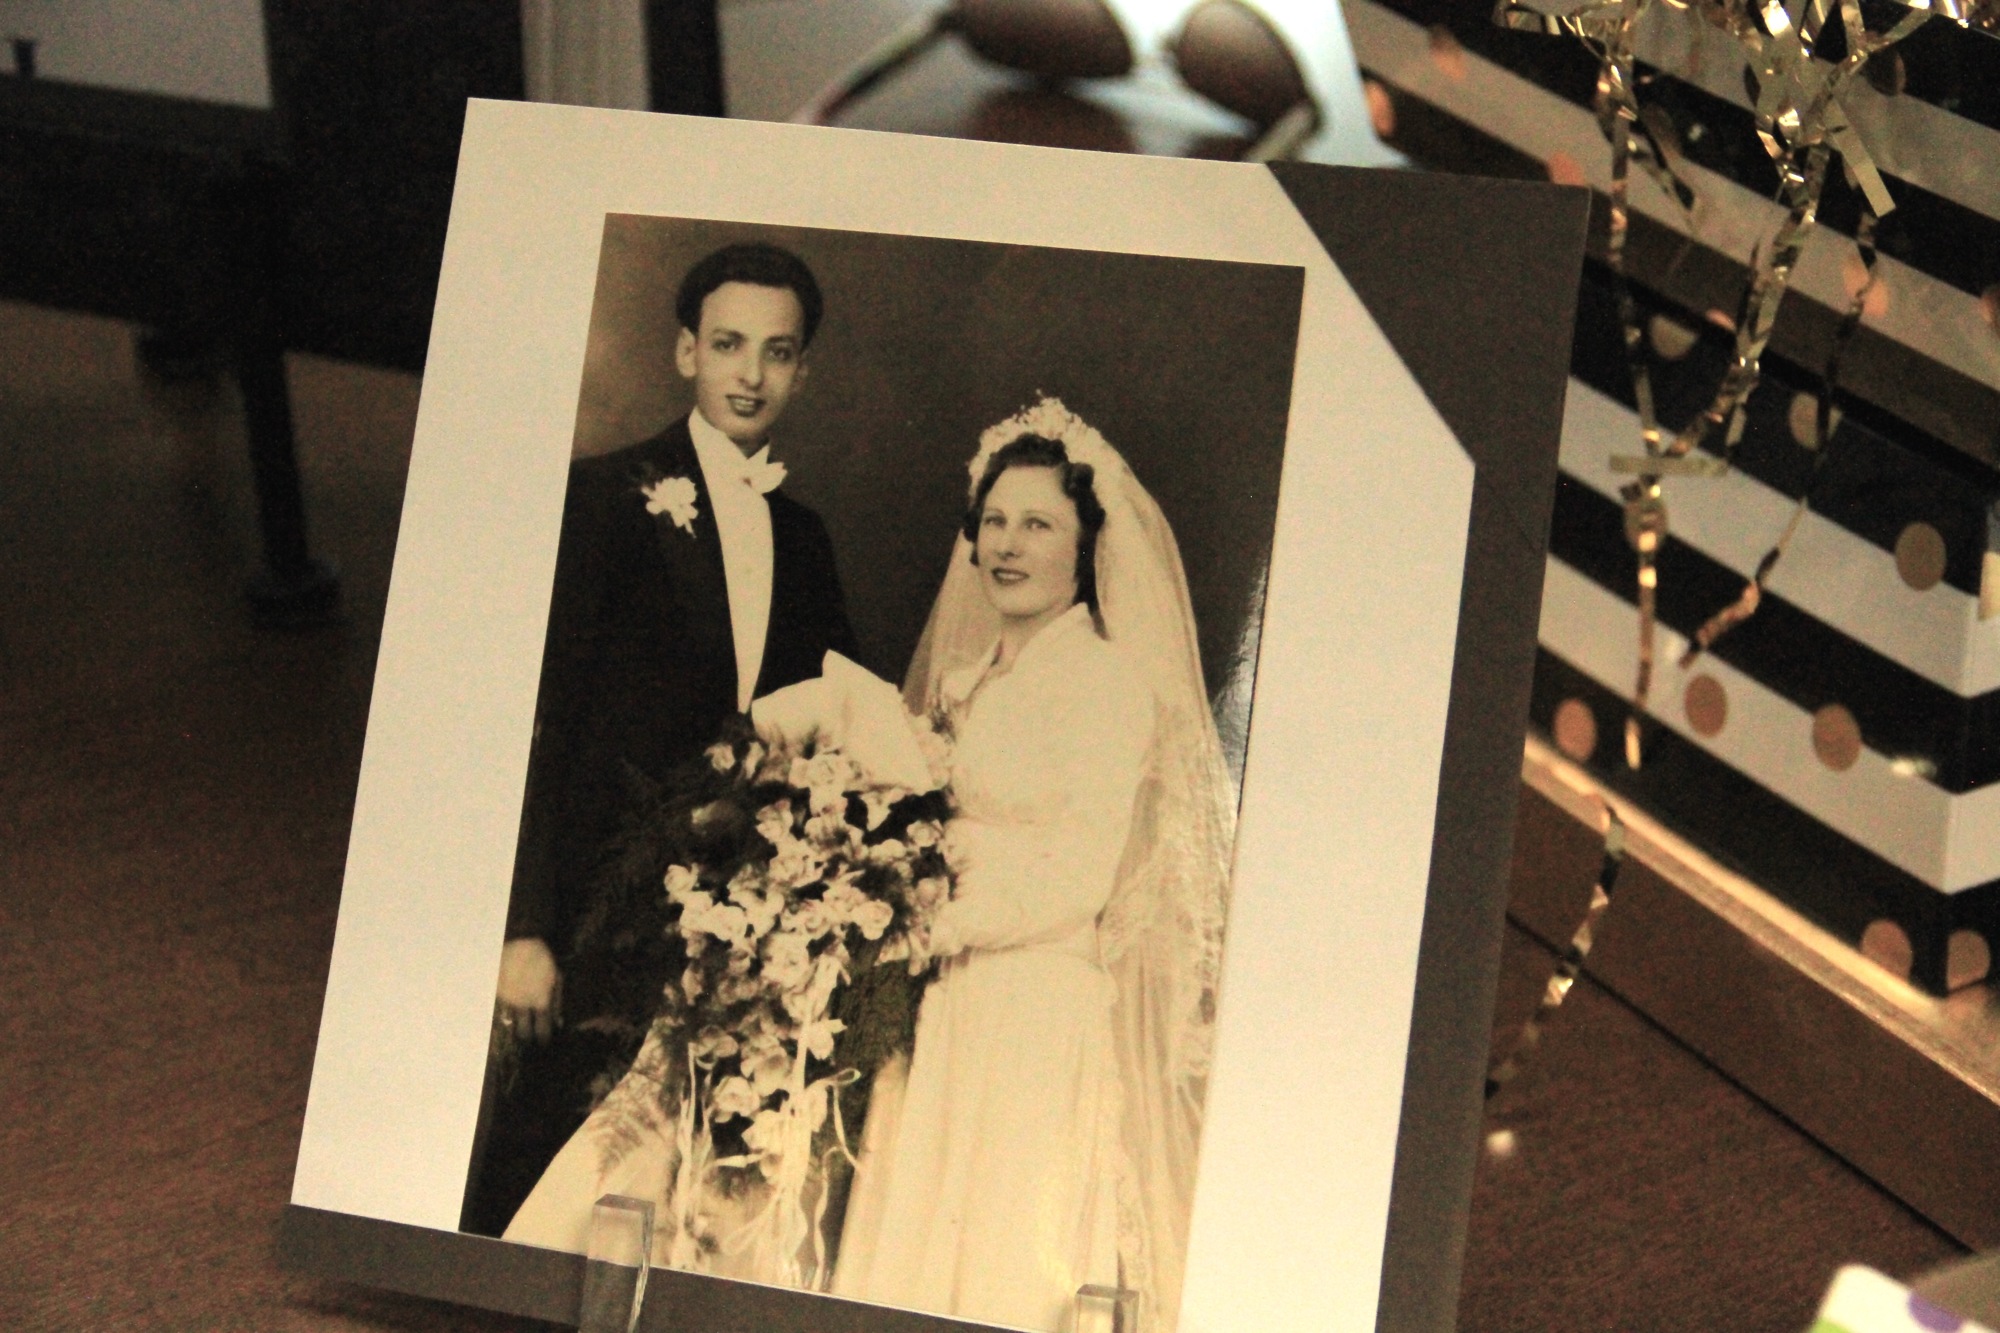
left=1346, top=0, right=2000, bottom=993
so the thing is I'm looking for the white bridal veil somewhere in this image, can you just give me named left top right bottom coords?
left=904, top=398, right=1237, bottom=1333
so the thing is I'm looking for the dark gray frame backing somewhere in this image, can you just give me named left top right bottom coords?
left=1268, top=162, right=1589, bottom=1333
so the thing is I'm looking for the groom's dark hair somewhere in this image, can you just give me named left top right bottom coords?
left=676, top=243, right=825, bottom=348
left=964, top=435, right=1106, bottom=615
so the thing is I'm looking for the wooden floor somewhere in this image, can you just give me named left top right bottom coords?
left=0, top=299, right=1963, bottom=1329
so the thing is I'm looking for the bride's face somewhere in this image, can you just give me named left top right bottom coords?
left=975, top=466, right=1082, bottom=626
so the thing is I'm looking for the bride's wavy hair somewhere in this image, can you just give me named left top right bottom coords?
left=962, top=434, right=1107, bottom=615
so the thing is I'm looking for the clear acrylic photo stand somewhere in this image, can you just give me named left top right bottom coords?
left=568, top=1195, right=1131, bottom=1333
left=1072, top=1282, right=1139, bottom=1333
left=578, top=1194, right=654, bottom=1333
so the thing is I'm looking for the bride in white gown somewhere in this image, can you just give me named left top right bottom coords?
left=830, top=399, right=1236, bottom=1333
left=505, top=399, right=1235, bottom=1333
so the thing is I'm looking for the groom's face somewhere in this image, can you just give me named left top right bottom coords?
left=676, top=281, right=809, bottom=452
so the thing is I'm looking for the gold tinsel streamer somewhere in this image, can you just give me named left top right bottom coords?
left=1479, top=0, right=1996, bottom=1111
left=1681, top=211, right=1879, bottom=665
left=1485, top=813, right=1627, bottom=1100
left=1495, top=0, right=1995, bottom=767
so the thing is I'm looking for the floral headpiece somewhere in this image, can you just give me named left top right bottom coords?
left=965, top=396, right=1124, bottom=499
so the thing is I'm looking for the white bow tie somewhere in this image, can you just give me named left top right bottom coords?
left=727, top=445, right=787, bottom=495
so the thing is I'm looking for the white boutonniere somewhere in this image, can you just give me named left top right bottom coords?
left=641, top=475, right=700, bottom=534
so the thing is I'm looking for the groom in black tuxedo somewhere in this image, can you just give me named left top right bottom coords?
left=465, top=242, right=858, bottom=1233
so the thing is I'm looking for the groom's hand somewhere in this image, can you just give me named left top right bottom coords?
left=497, top=937, right=562, bottom=1044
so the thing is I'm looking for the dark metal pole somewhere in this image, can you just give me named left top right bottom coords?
left=228, top=152, right=339, bottom=627
left=644, top=0, right=727, bottom=117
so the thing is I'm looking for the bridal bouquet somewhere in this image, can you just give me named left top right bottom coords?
left=570, top=690, right=953, bottom=1285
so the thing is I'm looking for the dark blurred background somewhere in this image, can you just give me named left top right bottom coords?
left=0, top=1, right=1976, bottom=1329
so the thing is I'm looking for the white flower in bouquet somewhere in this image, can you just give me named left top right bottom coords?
left=822, top=874, right=868, bottom=923
left=779, top=989, right=809, bottom=1025
left=851, top=898, right=894, bottom=942
left=777, top=750, right=858, bottom=816
left=705, top=741, right=735, bottom=774
left=755, top=799, right=794, bottom=848
left=710, top=1074, right=761, bottom=1122
left=803, top=1017, right=845, bottom=1062
left=683, top=898, right=753, bottom=952
left=716, top=969, right=763, bottom=1006
left=784, top=898, right=834, bottom=940
left=762, top=929, right=814, bottom=992
left=743, top=1107, right=790, bottom=1160
left=914, top=876, right=949, bottom=911
left=814, top=751, right=853, bottom=788
left=782, top=953, right=848, bottom=1025
left=858, top=789, right=900, bottom=831
left=803, top=810, right=853, bottom=848
left=674, top=893, right=722, bottom=947
left=864, top=838, right=907, bottom=867
left=689, top=1025, right=737, bottom=1066
left=905, top=819, right=942, bottom=850
left=770, top=843, right=827, bottom=891
left=741, top=1029, right=791, bottom=1097
left=728, top=873, right=784, bottom=939
left=664, top=864, right=701, bottom=903
left=680, top=964, right=705, bottom=1004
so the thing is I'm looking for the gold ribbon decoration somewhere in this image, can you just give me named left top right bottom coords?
left=1486, top=812, right=1628, bottom=1099
left=1495, top=0, right=1993, bottom=766
left=1475, top=0, right=1993, bottom=1111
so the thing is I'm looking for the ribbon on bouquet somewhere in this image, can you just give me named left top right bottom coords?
left=732, top=952, right=849, bottom=1289
left=667, top=1049, right=713, bottom=1270
left=665, top=952, right=864, bottom=1290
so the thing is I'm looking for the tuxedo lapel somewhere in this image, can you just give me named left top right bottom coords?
left=759, top=493, right=847, bottom=698
left=633, top=420, right=738, bottom=708
left=760, top=501, right=805, bottom=700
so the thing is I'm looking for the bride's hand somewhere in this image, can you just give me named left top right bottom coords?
left=497, top=936, right=563, bottom=1044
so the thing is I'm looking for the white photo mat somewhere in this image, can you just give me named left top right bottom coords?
left=291, top=100, right=1474, bottom=1332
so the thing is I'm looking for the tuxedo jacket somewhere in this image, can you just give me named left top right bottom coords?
left=508, top=418, right=858, bottom=947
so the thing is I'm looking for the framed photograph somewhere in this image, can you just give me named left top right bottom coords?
left=283, top=101, right=1585, bottom=1333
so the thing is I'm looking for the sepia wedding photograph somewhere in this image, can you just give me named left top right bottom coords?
left=459, top=215, right=1304, bottom=1333
left=290, top=101, right=1491, bottom=1333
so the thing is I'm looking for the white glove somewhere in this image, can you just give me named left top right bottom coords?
left=751, top=651, right=940, bottom=793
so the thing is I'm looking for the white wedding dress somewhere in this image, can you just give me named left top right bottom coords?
left=832, top=602, right=1153, bottom=1332
left=506, top=399, right=1234, bottom=1333
left=502, top=608, right=1154, bottom=1323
